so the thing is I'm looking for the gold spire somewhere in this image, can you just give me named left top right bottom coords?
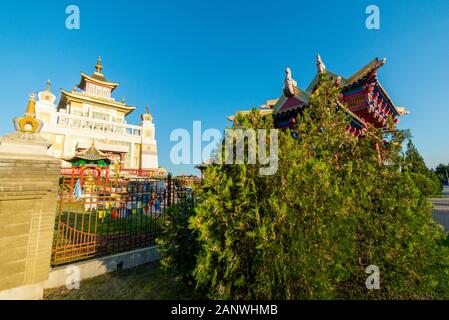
left=95, top=56, right=103, bottom=73
left=146, top=103, right=149, bottom=114
left=13, top=93, right=43, bottom=133
left=24, top=94, right=36, bottom=117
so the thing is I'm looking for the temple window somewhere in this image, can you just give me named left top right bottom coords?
left=71, top=106, right=82, bottom=116
left=92, top=111, right=109, bottom=121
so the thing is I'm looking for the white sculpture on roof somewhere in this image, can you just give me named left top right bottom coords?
left=316, top=54, right=326, bottom=74
left=283, top=67, right=297, bottom=97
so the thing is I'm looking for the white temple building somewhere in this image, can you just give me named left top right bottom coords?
left=34, top=57, right=165, bottom=177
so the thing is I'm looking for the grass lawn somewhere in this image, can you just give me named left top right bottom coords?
left=44, top=261, right=205, bottom=300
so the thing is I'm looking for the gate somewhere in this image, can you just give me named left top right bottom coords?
left=51, top=168, right=186, bottom=266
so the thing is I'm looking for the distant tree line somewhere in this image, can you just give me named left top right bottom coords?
left=434, top=163, right=449, bottom=186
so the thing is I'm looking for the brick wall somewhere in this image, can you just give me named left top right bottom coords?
left=0, top=155, right=60, bottom=295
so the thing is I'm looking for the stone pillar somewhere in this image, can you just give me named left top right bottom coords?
left=0, top=94, right=61, bottom=300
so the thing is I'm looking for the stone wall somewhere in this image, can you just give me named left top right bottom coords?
left=0, top=153, right=60, bottom=299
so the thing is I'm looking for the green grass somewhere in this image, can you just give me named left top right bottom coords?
left=44, top=261, right=205, bottom=300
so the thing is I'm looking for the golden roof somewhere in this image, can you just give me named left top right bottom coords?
left=58, top=89, right=136, bottom=115
left=64, top=141, right=112, bottom=163
left=77, top=56, right=120, bottom=91
left=342, top=58, right=386, bottom=89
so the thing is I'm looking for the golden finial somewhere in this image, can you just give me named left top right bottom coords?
left=73, top=85, right=77, bottom=92
left=25, top=93, right=36, bottom=116
left=122, top=97, right=125, bottom=103
left=45, top=79, right=51, bottom=91
left=146, top=104, right=149, bottom=114
left=95, top=56, right=103, bottom=73
left=13, top=93, right=43, bottom=133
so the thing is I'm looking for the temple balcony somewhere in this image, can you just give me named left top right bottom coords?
left=55, top=113, right=142, bottom=138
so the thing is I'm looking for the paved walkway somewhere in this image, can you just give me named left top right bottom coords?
left=431, top=186, right=449, bottom=232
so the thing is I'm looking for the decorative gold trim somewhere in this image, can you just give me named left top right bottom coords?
left=77, top=73, right=120, bottom=89
left=58, top=90, right=136, bottom=115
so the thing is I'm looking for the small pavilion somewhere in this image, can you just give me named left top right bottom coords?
left=64, top=141, right=112, bottom=186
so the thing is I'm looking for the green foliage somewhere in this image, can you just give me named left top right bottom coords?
left=189, top=74, right=449, bottom=299
left=157, top=197, right=200, bottom=288
left=71, top=159, right=110, bottom=167
left=410, top=173, right=442, bottom=197
left=403, top=140, right=428, bottom=175
left=403, top=140, right=443, bottom=196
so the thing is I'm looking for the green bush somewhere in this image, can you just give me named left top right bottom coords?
left=188, top=74, right=449, bottom=299
left=410, top=172, right=442, bottom=197
left=157, top=197, right=200, bottom=287
left=430, top=171, right=444, bottom=195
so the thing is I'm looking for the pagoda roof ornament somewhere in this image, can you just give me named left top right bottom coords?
left=316, top=54, right=326, bottom=74
left=283, top=67, right=297, bottom=97
left=76, top=56, right=120, bottom=92
left=335, top=76, right=342, bottom=87
left=95, top=56, right=103, bottom=74
left=13, top=93, right=44, bottom=134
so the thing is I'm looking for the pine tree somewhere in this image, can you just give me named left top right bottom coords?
left=404, top=140, right=443, bottom=196
left=404, top=140, right=430, bottom=174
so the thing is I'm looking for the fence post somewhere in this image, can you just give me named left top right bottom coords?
left=167, top=173, right=172, bottom=207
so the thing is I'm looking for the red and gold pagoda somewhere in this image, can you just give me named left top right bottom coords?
left=229, top=55, right=408, bottom=135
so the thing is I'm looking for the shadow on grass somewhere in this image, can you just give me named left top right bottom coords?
left=44, top=261, right=205, bottom=300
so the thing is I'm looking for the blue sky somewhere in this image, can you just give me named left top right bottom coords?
left=0, top=0, right=448, bottom=175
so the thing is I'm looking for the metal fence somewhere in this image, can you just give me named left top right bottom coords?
left=51, top=169, right=194, bottom=266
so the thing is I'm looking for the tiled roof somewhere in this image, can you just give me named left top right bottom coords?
left=306, top=70, right=347, bottom=93
left=90, top=72, right=109, bottom=82
left=273, top=86, right=310, bottom=114
left=342, top=58, right=386, bottom=89
left=64, top=143, right=112, bottom=163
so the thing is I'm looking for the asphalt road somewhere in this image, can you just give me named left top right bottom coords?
left=431, top=186, right=449, bottom=232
